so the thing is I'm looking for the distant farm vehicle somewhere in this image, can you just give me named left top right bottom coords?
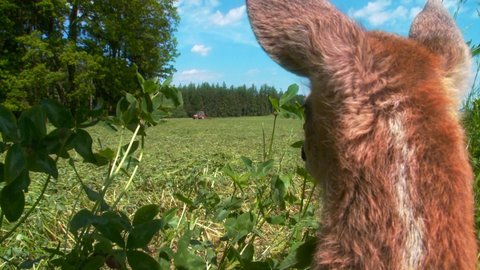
left=193, top=111, right=206, bottom=119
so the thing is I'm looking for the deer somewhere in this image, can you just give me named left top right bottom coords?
left=247, top=0, right=477, bottom=269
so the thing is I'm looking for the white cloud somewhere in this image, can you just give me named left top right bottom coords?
left=409, top=7, right=422, bottom=19
left=175, top=1, right=256, bottom=47
left=174, top=69, right=222, bottom=84
left=351, top=0, right=425, bottom=27
left=211, top=5, right=246, bottom=26
left=191, top=44, right=211, bottom=56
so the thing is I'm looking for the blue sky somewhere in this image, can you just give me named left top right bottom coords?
left=172, top=0, right=479, bottom=95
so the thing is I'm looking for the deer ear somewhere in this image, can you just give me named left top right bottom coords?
left=409, top=0, right=472, bottom=93
left=247, top=0, right=367, bottom=78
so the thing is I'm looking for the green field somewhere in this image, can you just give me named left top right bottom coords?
left=0, top=116, right=319, bottom=269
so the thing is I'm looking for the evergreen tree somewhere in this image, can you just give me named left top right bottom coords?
left=175, top=83, right=304, bottom=118
left=0, top=0, right=179, bottom=111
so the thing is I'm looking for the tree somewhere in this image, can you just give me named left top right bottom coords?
left=0, top=0, right=179, bottom=111
left=175, top=83, right=301, bottom=118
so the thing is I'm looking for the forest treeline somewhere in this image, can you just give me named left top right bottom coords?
left=175, top=83, right=305, bottom=118
left=0, top=0, right=178, bottom=111
left=0, top=1, right=304, bottom=118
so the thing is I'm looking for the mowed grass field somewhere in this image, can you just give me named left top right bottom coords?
left=1, top=116, right=319, bottom=268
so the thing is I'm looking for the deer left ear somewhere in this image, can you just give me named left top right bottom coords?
left=409, top=0, right=472, bottom=96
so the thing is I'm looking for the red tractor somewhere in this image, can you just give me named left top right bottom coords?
left=193, top=111, right=206, bottom=119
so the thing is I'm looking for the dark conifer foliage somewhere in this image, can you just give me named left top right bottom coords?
left=0, top=0, right=179, bottom=111
left=176, top=83, right=305, bottom=118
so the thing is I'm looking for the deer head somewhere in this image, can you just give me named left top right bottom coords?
left=247, top=0, right=471, bottom=184
left=247, top=0, right=475, bottom=268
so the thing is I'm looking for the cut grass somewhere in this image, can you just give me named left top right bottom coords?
left=0, top=116, right=310, bottom=268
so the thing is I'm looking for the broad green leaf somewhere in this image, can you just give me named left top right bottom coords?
left=240, top=156, right=253, bottom=171
left=140, top=94, right=154, bottom=114
left=123, top=101, right=139, bottom=125
left=174, top=193, right=193, bottom=206
left=4, top=144, right=27, bottom=184
left=241, top=243, right=254, bottom=263
left=27, top=151, right=58, bottom=179
left=93, top=239, right=113, bottom=255
left=18, top=105, right=47, bottom=142
left=93, top=212, right=130, bottom=248
left=272, top=175, right=288, bottom=209
left=18, top=116, right=37, bottom=145
left=0, top=184, right=25, bottom=222
left=97, top=148, right=115, bottom=161
left=81, top=256, right=105, bottom=270
left=81, top=184, right=109, bottom=211
left=72, top=129, right=96, bottom=163
left=266, top=214, right=287, bottom=225
left=291, top=140, right=304, bottom=149
left=121, top=141, right=139, bottom=157
left=132, top=204, right=160, bottom=226
left=159, top=85, right=183, bottom=107
left=150, top=110, right=168, bottom=123
left=280, top=103, right=304, bottom=119
left=44, top=128, right=73, bottom=156
left=158, top=246, right=174, bottom=269
left=163, top=208, right=179, bottom=229
left=269, top=96, right=279, bottom=113
left=143, top=79, right=159, bottom=95
left=106, top=250, right=127, bottom=269
left=69, top=209, right=96, bottom=234
left=0, top=106, right=18, bottom=141
left=126, top=93, right=137, bottom=104
left=116, top=98, right=129, bottom=121
left=279, top=84, right=299, bottom=106
left=127, top=219, right=163, bottom=249
left=224, top=212, right=255, bottom=243
left=41, top=100, right=74, bottom=129
left=256, top=159, right=274, bottom=177
left=278, top=236, right=316, bottom=270
left=136, top=70, right=146, bottom=91
left=127, top=250, right=160, bottom=270
left=174, top=231, right=205, bottom=270
left=162, top=77, right=173, bottom=87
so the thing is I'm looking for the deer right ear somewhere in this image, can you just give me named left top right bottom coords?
left=247, top=0, right=367, bottom=79
left=409, top=0, right=472, bottom=95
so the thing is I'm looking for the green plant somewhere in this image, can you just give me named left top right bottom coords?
left=0, top=69, right=182, bottom=269
left=464, top=42, right=480, bottom=241
left=159, top=85, right=317, bottom=269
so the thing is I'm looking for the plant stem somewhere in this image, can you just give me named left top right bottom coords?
left=113, top=124, right=142, bottom=176
left=302, top=183, right=316, bottom=218
left=299, top=173, right=308, bottom=214
left=267, top=114, right=278, bottom=160
left=111, top=134, right=145, bottom=208
left=108, top=128, right=125, bottom=178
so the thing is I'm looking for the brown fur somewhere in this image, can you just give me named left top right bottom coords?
left=247, top=0, right=477, bottom=269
